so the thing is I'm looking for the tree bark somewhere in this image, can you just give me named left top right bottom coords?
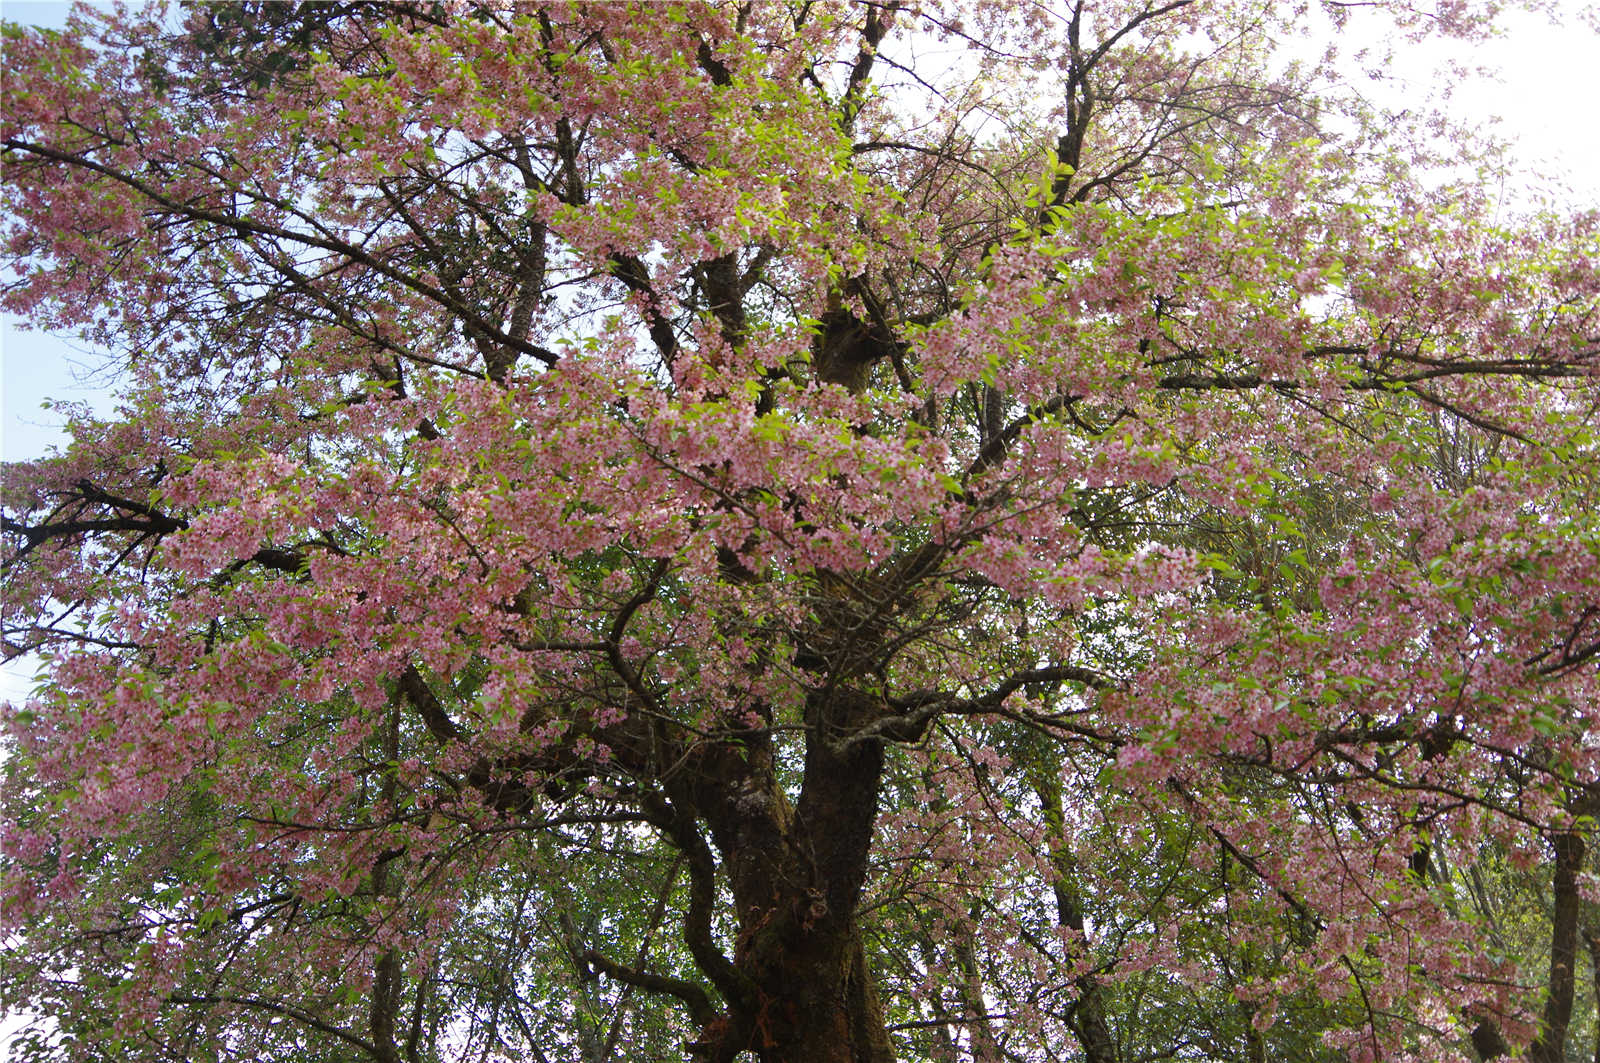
left=1529, top=831, right=1585, bottom=1063
left=1469, top=1019, right=1511, bottom=1062
left=684, top=688, right=895, bottom=1063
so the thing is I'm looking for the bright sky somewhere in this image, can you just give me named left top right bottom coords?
left=1335, top=4, right=1600, bottom=208
left=1453, top=10, right=1600, bottom=200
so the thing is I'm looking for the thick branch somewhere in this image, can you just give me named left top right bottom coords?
left=582, top=949, right=716, bottom=1026
left=642, top=793, right=753, bottom=1014
left=838, top=3, right=896, bottom=133
left=397, top=664, right=462, bottom=743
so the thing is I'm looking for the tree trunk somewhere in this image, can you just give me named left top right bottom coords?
left=743, top=689, right=893, bottom=1063
left=688, top=688, right=896, bottom=1063
left=1529, top=831, right=1586, bottom=1063
left=732, top=918, right=892, bottom=1063
left=1470, top=1018, right=1511, bottom=1061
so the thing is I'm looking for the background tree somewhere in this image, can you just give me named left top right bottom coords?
left=3, top=2, right=1598, bottom=1062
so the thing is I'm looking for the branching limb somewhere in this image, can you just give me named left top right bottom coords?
left=581, top=949, right=717, bottom=1026
left=835, top=663, right=1115, bottom=754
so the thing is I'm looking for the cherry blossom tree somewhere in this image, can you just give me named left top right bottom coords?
left=3, top=2, right=1598, bottom=1062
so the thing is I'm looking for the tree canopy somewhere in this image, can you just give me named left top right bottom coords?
left=2, top=2, right=1598, bottom=1062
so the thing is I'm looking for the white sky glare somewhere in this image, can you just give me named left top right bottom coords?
left=1453, top=8, right=1600, bottom=199
left=1335, top=3, right=1600, bottom=209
